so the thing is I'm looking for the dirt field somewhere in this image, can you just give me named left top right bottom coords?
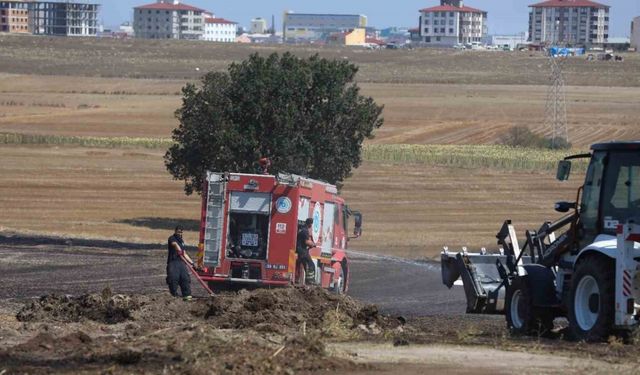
left=1, top=241, right=639, bottom=374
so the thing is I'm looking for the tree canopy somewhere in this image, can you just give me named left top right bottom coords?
left=165, top=52, right=384, bottom=195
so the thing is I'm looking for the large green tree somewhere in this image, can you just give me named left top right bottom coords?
left=165, top=52, right=384, bottom=195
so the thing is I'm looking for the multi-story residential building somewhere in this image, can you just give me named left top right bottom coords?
left=631, top=16, right=640, bottom=52
left=528, top=0, right=610, bottom=46
left=133, top=0, right=205, bottom=40
left=203, top=17, right=237, bottom=42
left=0, top=0, right=31, bottom=34
left=283, top=11, right=367, bottom=43
left=418, top=0, right=487, bottom=46
left=250, top=17, right=267, bottom=34
left=1, top=0, right=99, bottom=36
left=29, top=1, right=99, bottom=36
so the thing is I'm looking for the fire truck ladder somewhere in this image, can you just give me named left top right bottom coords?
left=203, top=172, right=226, bottom=268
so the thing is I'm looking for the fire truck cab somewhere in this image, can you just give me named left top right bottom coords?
left=196, top=171, right=362, bottom=293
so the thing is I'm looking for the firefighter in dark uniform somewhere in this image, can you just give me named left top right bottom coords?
left=167, top=225, right=194, bottom=301
left=297, top=218, right=317, bottom=284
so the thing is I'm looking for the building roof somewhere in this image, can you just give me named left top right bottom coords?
left=529, top=0, right=609, bottom=8
left=366, top=37, right=386, bottom=45
left=419, top=4, right=485, bottom=13
left=205, top=17, right=237, bottom=25
left=135, top=1, right=205, bottom=12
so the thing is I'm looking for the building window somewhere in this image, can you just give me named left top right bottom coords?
left=424, top=27, right=429, bottom=33
left=449, top=28, right=454, bottom=33
left=436, top=36, right=441, bottom=41
left=425, top=36, right=431, bottom=42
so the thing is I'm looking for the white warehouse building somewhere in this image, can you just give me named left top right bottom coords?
left=419, top=0, right=487, bottom=47
left=203, top=17, right=237, bottom=42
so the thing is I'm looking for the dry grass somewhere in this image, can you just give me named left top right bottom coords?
left=1, top=34, right=640, bottom=86
left=2, top=75, right=640, bottom=146
left=0, top=146, right=584, bottom=258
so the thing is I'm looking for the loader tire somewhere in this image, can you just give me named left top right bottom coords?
left=505, top=276, right=554, bottom=336
left=568, top=256, right=615, bottom=342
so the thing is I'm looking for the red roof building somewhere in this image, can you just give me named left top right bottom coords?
left=529, top=0, right=609, bottom=9
left=133, top=1, right=207, bottom=40
left=528, top=0, right=610, bottom=45
left=419, top=5, right=485, bottom=14
left=135, top=1, right=205, bottom=12
left=205, top=18, right=237, bottom=25
left=204, top=17, right=238, bottom=43
left=418, top=1, right=487, bottom=46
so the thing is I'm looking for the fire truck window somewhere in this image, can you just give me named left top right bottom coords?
left=342, top=206, right=349, bottom=234
left=227, top=212, right=269, bottom=260
left=334, top=204, right=341, bottom=227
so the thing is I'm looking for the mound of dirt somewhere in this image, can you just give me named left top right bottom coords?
left=201, top=287, right=383, bottom=334
left=16, top=286, right=390, bottom=337
left=0, top=325, right=360, bottom=375
left=17, top=288, right=140, bottom=324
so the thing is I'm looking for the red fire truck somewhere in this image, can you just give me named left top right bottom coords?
left=195, top=171, right=362, bottom=293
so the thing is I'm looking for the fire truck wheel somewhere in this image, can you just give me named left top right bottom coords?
left=331, top=263, right=346, bottom=295
left=505, top=276, right=553, bottom=336
left=568, top=255, right=615, bottom=342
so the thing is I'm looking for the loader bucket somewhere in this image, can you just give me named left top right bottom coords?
left=441, top=251, right=514, bottom=314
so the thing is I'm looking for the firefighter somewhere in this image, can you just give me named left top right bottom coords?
left=166, top=225, right=194, bottom=301
left=297, top=218, right=316, bottom=284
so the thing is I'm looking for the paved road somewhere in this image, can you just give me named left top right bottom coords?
left=0, top=234, right=466, bottom=316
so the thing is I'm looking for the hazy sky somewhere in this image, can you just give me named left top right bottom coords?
left=103, top=0, right=639, bottom=37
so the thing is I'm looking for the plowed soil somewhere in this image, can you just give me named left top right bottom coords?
left=0, top=287, right=394, bottom=374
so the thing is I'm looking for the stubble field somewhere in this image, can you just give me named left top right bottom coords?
left=0, top=34, right=637, bottom=256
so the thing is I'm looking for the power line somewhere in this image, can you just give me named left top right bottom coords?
left=544, top=53, right=569, bottom=148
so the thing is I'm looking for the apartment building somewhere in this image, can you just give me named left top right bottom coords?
left=30, top=1, right=99, bottom=36
left=631, top=16, right=640, bottom=52
left=528, top=0, right=610, bottom=46
left=133, top=0, right=205, bottom=40
left=418, top=0, right=487, bottom=46
left=203, top=17, right=237, bottom=42
left=283, top=11, right=367, bottom=43
left=0, top=0, right=30, bottom=34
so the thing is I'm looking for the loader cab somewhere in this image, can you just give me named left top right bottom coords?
left=562, top=143, right=640, bottom=248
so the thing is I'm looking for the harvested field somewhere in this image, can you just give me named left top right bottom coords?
left=0, top=145, right=583, bottom=258
left=2, top=74, right=640, bottom=147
